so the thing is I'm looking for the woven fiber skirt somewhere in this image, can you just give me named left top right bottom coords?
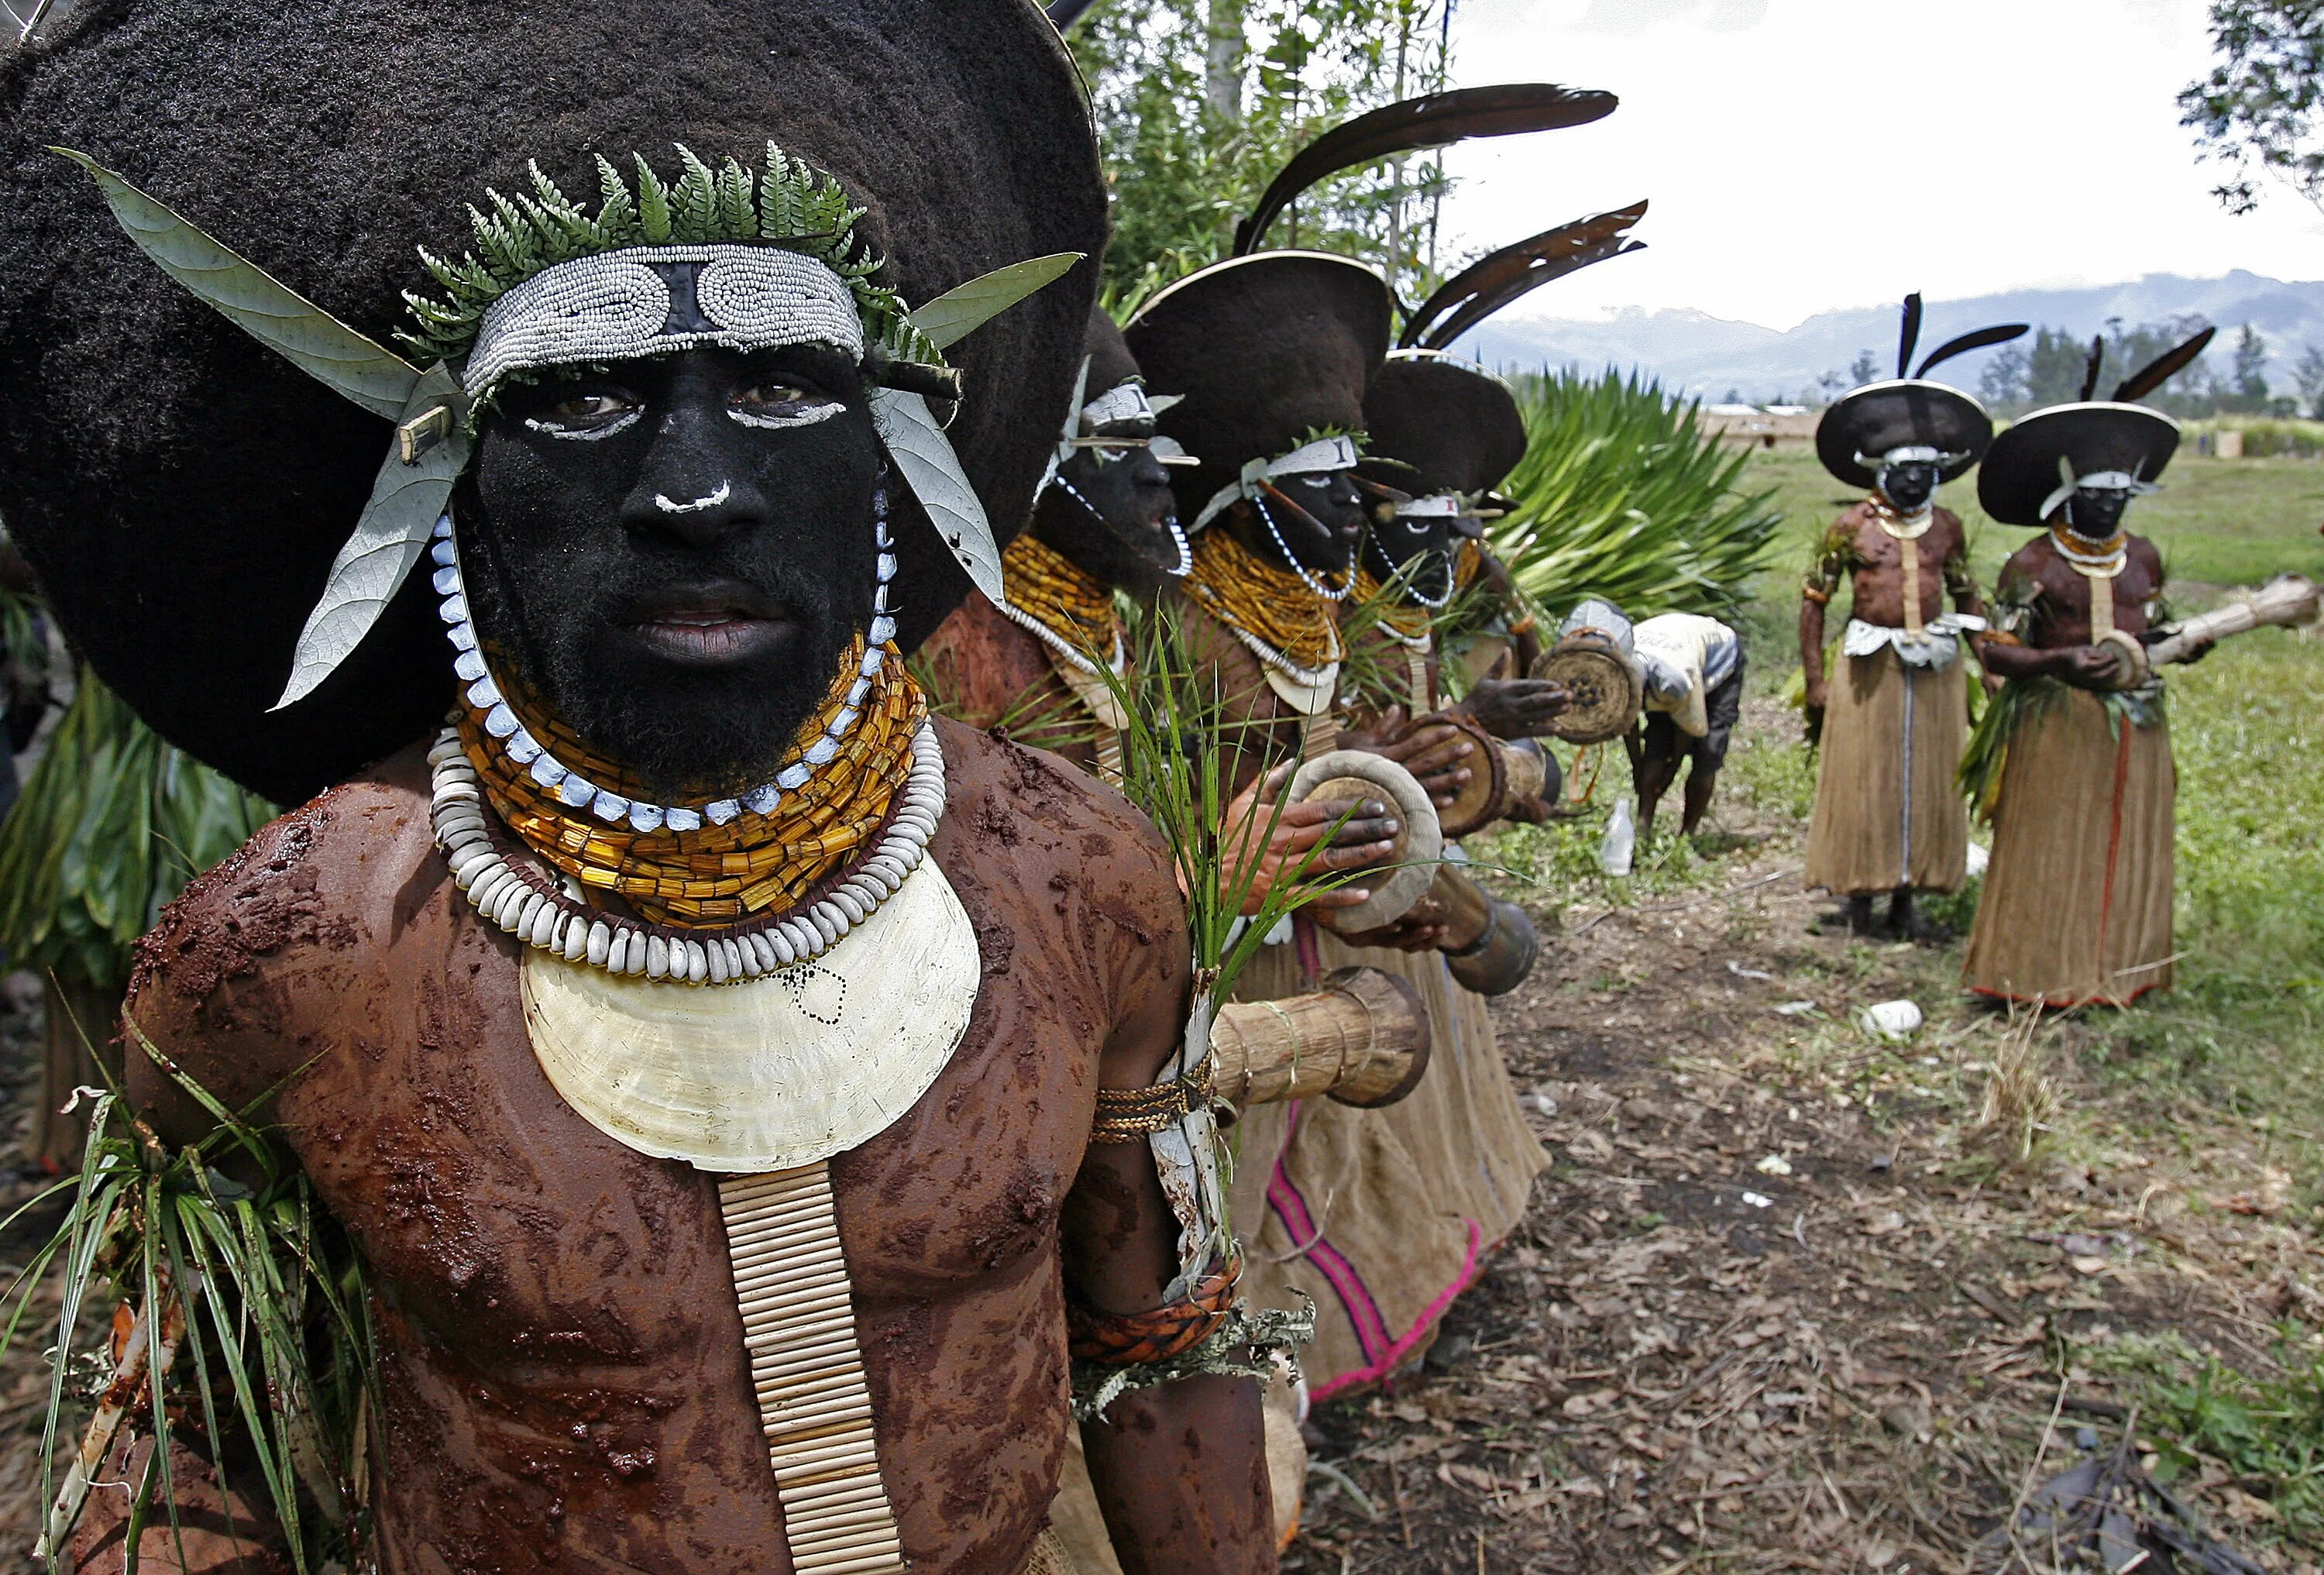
left=1224, top=918, right=1549, bottom=1399
left=1805, top=645, right=1971, bottom=896
left=1963, top=688, right=2175, bottom=1007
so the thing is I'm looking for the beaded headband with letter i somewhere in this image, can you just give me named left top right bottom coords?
left=56, top=144, right=1085, bottom=708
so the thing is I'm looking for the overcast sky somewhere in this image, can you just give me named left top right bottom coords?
left=1435, top=0, right=2324, bottom=328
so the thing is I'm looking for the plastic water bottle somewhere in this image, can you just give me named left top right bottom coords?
left=1600, top=796, right=1636, bottom=877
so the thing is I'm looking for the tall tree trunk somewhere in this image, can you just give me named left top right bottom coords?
left=1204, top=0, right=1245, bottom=124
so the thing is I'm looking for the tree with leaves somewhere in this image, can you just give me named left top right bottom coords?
left=1066, top=0, right=1457, bottom=312
left=2181, top=1, right=2324, bottom=215
left=2291, top=343, right=2324, bottom=416
left=2231, top=322, right=2271, bottom=408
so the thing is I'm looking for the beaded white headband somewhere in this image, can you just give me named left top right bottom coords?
left=2040, top=457, right=2161, bottom=521
left=1191, top=433, right=1363, bottom=531
left=466, top=246, right=867, bottom=408
left=1081, top=381, right=1157, bottom=430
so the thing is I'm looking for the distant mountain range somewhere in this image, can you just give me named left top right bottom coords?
left=1456, top=271, right=2324, bottom=403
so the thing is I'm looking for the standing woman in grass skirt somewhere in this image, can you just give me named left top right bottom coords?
left=1962, top=378, right=2212, bottom=1009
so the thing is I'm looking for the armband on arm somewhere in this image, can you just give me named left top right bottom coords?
left=1090, top=1054, right=1215, bottom=1144
left=1800, top=580, right=1832, bottom=607
left=1067, top=1252, right=1243, bottom=1365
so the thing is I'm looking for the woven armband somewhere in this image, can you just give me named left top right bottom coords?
left=1090, top=1053, right=1215, bottom=1144
left=1067, top=1252, right=1243, bottom=1365
left=1800, top=580, right=1833, bottom=607
left=1978, top=630, right=2023, bottom=648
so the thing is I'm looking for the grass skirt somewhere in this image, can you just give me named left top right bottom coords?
left=1224, top=920, right=1549, bottom=1399
left=1804, top=646, right=1970, bottom=896
left=1963, top=686, right=2175, bottom=1007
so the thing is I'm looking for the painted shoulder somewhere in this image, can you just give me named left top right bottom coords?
left=128, top=743, right=435, bottom=1017
left=933, top=716, right=1170, bottom=866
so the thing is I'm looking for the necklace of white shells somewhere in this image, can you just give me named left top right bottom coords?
left=425, top=507, right=944, bottom=986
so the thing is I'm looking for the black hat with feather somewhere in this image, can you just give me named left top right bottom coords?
left=1816, top=294, right=2024, bottom=490
left=0, top=0, right=1104, bottom=804
left=1123, top=81, right=1619, bottom=532
left=1359, top=352, right=1527, bottom=503
left=1124, top=251, right=1396, bottom=531
left=1975, top=328, right=2210, bottom=528
left=1360, top=203, right=1648, bottom=520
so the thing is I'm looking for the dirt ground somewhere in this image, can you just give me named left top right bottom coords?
left=1287, top=714, right=2322, bottom=1574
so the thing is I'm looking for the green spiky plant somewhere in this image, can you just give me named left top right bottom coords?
left=0, top=670, right=273, bottom=996
left=397, top=142, right=937, bottom=373
left=2, top=1016, right=374, bottom=1575
left=1098, top=598, right=1375, bottom=1004
left=1489, top=367, right=1783, bottom=621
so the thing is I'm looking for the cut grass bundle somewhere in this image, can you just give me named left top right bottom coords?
left=1105, top=599, right=1366, bottom=1002
left=1966, top=1009, right=2064, bottom=1173
left=1489, top=368, right=1783, bottom=623
left=2, top=1020, right=373, bottom=1575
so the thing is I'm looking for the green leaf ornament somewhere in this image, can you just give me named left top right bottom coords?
left=54, top=148, right=422, bottom=421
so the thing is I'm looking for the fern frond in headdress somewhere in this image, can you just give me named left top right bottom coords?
left=396, top=142, right=923, bottom=367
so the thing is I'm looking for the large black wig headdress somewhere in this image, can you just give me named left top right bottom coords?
left=0, top=0, right=1104, bottom=803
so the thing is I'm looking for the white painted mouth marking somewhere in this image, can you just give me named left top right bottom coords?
left=656, top=481, right=732, bottom=515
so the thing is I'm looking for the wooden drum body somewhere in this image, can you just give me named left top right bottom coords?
left=1533, top=629, right=1644, bottom=745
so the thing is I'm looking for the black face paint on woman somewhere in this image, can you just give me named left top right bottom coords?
left=1227, top=467, right=1366, bottom=577
left=1033, top=408, right=1182, bottom=595
left=1876, top=460, right=1940, bottom=514
left=459, top=344, right=883, bottom=802
left=1359, top=504, right=1455, bottom=606
left=2064, top=487, right=2130, bottom=538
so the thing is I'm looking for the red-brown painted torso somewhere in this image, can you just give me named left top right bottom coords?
left=122, top=720, right=1186, bottom=1575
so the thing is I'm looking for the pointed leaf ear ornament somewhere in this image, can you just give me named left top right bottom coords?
left=67, top=143, right=1081, bottom=676
left=60, top=150, right=471, bottom=709
left=867, top=249, right=1086, bottom=606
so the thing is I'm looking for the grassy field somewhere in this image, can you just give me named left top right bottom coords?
left=1461, top=443, right=2324, bottom=1560
left=1535, top=442, right=2324, bottom=1119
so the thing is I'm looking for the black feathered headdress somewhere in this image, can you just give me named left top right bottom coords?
left=0, top=0, right=1104, bottom=803
left=1123, top=252, right=1395, bottom=532
left=1814, top=294, right=2022, bottom=490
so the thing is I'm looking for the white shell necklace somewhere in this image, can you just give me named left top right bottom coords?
left=428, top=500, right=943, bottom=985
left=428, top=720, right=947, bottom=985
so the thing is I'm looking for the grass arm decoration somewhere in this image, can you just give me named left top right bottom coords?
left=2, top=1021, right=375, bottom=1575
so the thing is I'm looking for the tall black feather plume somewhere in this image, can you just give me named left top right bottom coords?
left=2113, top=326, right=2217, bottom=404
left=1403, top=201, right=1647, bottom=350
left=1045, top=0, right=1102, bottom=27
left=2078, top=335, right=2107, bottom=403
left=1896, top=293, right=1923, bottom=380
left=1232, top=84, right=1618, bottom=256
left=1914, top=322, right=2028, bottom=379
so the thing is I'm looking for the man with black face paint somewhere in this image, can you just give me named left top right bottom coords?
left=1126, top=253, right=1477, bottom=811
left=1802, top=363, right=1999, bottom=941
left=0, top=7, right=1285, bottom=1573
left=919, top=308, right=1186, bottom=755
left=1962, top=384, right=2212, bottom=1009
